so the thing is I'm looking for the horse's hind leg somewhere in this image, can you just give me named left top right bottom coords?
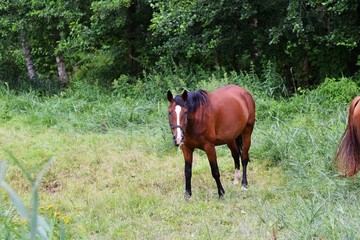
left=241, top=126, right=253, bottom=188
left=227, top=140, right=241, bottom=184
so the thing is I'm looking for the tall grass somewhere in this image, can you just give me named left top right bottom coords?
left=0, top=156, right=60, bottom=239
left=0, top=72, right=359, bottom=239
left=252, top=77, right=360, bottom=238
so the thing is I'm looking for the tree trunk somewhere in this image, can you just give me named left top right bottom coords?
left=127, top=0, right=139, bottom=75
left=52, top=25, right=69, bottom=88
left=20, top=30, right=36, bottom=81
left=55, top=54, right=69, bottom=88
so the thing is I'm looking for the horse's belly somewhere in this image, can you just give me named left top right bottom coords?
left=214, top=132, right=242, bottom=145
left=213, top=122, right=245, bottom=145
left=214, top=107, right=248, bottom=141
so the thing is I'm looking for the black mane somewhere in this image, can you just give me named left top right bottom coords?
left=173, top=89, right=208, bottom=112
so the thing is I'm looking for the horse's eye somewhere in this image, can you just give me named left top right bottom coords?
left=168, top=112, right=172, bottom=116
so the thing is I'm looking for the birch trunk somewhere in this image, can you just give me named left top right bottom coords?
left=55, top=54, right=69, bottom=88
left=21, top=30, right=36, bottom=80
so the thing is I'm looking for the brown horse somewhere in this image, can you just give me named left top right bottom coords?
left=167, top=84, right=255, bottom=198
left=335, top=96, right=360, bottom=176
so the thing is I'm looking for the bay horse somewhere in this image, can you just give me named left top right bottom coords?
left=167, top=84, right=255, bottom=198
left=335, top=96, right=360, bottom=176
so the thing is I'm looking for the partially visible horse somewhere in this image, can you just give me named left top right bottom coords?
left=335, top=96, right=360, bottom=176
left=167, top=85, right=255, bottom=198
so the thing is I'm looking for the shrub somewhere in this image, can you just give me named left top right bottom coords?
left=312, top=77, right=358, bottom=107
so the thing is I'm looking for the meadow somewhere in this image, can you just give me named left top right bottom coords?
left=0, top=73, right=360, bottom=239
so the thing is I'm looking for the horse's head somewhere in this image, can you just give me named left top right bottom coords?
left=167, top=90, right=188, bottom=146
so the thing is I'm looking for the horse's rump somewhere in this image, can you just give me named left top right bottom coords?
left=208, top=85, right=255, bottom=144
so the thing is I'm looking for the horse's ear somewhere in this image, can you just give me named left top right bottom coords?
left=182, top=90, right=188, bottom=102
left=167, top=90, right=173, bottom=102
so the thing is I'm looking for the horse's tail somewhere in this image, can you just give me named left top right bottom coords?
left=335, top=96, right=360, bottom=176
left=236, top=135, right=243, bottom=159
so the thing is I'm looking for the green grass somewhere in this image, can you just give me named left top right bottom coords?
left=0, top=125, right=285, bottom=239
left=0, top=75, right=360, bottom=239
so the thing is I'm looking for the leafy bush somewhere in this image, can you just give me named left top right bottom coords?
left=261, top=61, right=289, bottom=98
left=312, top=77, right=358, bottom=106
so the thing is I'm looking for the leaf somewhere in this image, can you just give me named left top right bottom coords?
left=36, top=226, right=48, bottom=240
left=0, top=181, right=29, bottom=220
left=37, top=215, right=51, bottom=232
left=0, top=161, right=7, bottom=182
left=34, top=157, right=55, bottom=188
left=4, top=149, right=33, bottom=183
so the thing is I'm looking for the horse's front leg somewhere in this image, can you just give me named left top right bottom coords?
left=204, top=144, right=225, bottom=198
left=182, top=145, right=194, bottom=199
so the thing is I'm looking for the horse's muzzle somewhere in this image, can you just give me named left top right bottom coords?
left=171, top=125, right=184, bottom=146
left=173, top=135, right=184, bottom=147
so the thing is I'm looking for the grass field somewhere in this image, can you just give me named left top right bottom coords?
left=1, top=76, right=360, bottom=239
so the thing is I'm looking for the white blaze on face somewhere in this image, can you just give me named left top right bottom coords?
left=175, top=105, right=182, bottom=144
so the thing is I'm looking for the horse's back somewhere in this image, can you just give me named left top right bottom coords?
left=210, top=85, right=254, bottom=118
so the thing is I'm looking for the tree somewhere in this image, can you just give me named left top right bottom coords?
left=149, top=0, right=360, bottom=88
left=20, top=29, right=37, bottom=81
left=269, top=0, right=360, bottom=86
left=0, top=0, right=359, bottom=92
left=0, top=1, right=38, bottom=82
left=149, top=0, right=279, bottom=71
left=89, top=0, right=153, bottom=80
left=29, top=0, right=93, bottom=88
left=0, top=0, right=94, bottom=88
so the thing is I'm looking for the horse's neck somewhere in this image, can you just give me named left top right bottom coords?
left=188, top=109, right=208, bottom=126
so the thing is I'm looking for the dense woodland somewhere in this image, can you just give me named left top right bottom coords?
left=0, top=0, right=359, bottom=93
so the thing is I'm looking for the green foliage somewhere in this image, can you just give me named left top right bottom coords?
left=0, top=73, right=360, bottom=238
left=254, top=77, right=358, bottom=169
left=0, top=0, right=154, bottom=88
left=261, top=61, right=289, bottom=98
left=91, top=0, right=131, bottom=33
left=250, top=76, right=360, bottom=238
left=269, top=0, right=360, bottom=84
left=313, top=77, right=358, bottom=105
left=72, top=50, right=119, bottom=87
left=149, top=0, right=360, bottom=87
left=1, top=0, right=359, bottom=91
left=0, top=79, right=165, bottom=133
left=149, top=0, right=257, bottom=71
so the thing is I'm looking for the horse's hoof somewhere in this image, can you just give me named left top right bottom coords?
left=184, top=192, right=191, bottom=200
left=241, top=185, right=249, bottom=191
left=218, top=189, right=225, bottom=198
